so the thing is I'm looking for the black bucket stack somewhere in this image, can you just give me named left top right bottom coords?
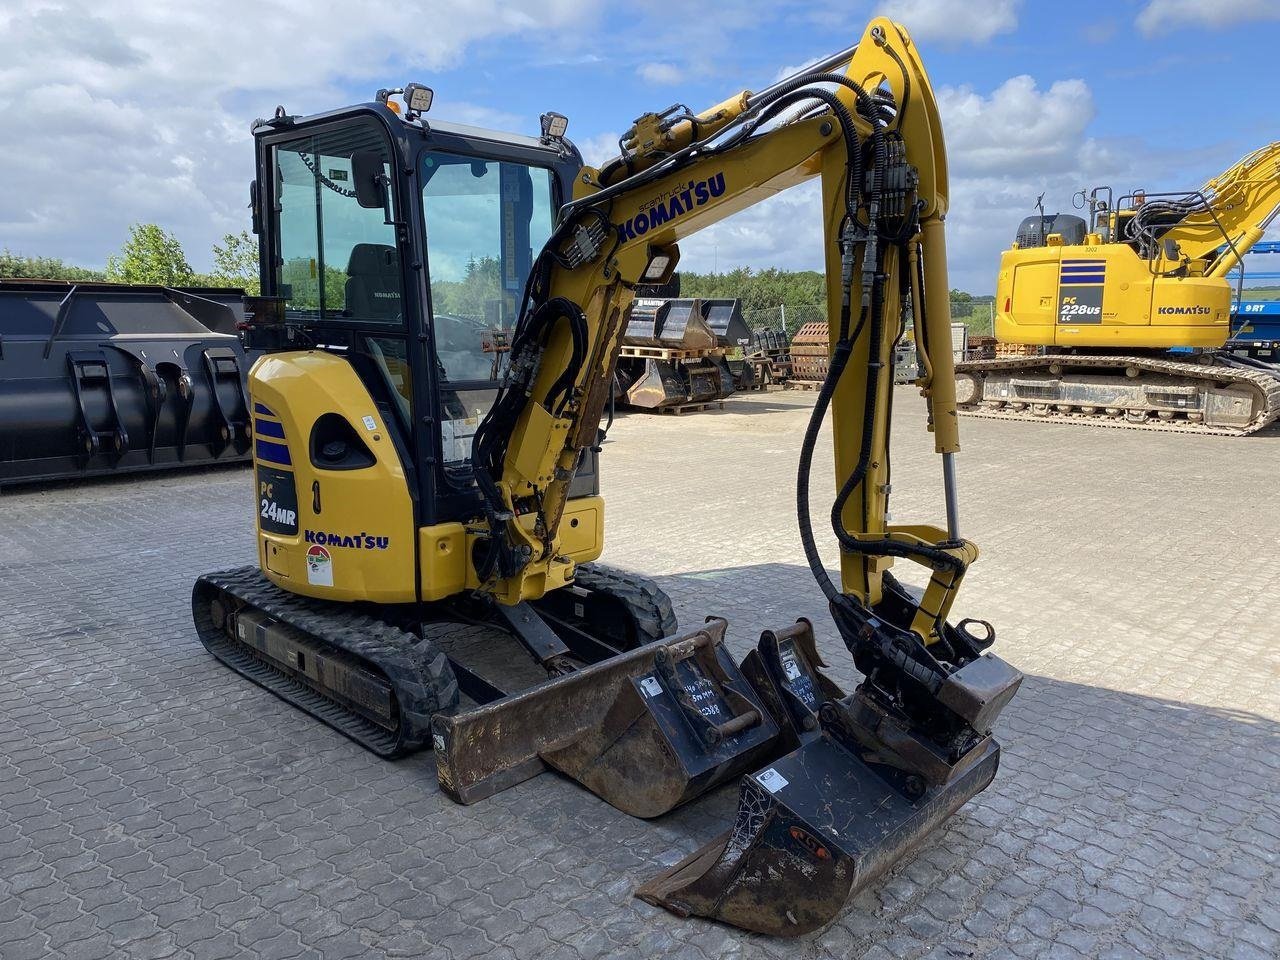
left=0, top=280, right=257, bottom=486
left=616, top=297, right=744, bottom=411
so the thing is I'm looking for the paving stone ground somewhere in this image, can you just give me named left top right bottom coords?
left=1, top=387, right=1277, bottom=960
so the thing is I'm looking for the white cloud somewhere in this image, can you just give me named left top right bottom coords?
left=877, top=0, right=1021, bottom=43
left=935, top=75, right=1118, bottom=291
left=677, top=181, right=826, bottom=277
left=771, top=56, right=823, bottom=84
left=1136, top=0, right=1280, bottom=35
left=0, top=0, right=596, bottom=269
left=638, top=62, right=683, bottom=85
left=575, top=131, right=623, bottom=169
left=938, top=76, right=1095, bottom=177
left=679, top=73, right=1159, bottom=293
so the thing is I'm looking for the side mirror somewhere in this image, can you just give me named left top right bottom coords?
left=351, top=150, right=388, bottom=209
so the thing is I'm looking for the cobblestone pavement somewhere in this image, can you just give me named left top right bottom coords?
left=1, top=388, right=1277, bottom=960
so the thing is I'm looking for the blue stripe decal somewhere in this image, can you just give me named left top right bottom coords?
left=254, top=418, right=286, bottom=439
left=255, top=438, right=292, bottom=466
left=1062, top=259, right=1105, bottom=264
left=254, top=402, right=275, bottom=417
left=1061, top=266, right=1106, bottom=274
left=1061, top=275, right=1106, bottom=284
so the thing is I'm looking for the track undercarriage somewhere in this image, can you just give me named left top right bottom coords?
left=956, top=352, right=1280, bottom=435
left=192, top=561, right=675, bottom=756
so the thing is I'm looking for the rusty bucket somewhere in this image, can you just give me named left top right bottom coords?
left=432, top=618, right=782, bottom=818
left=637, top=620, right=1018, bottom=936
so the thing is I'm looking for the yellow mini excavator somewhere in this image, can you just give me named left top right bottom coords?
left=192, top=19, right=1022, bottom=936
left=957, top=142, right=1280, bottom=434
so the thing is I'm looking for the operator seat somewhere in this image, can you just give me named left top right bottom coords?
left=345, top=244, right=402, bottom=321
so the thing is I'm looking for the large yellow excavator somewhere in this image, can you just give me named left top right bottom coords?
left=956, top=142, right=1280, bottom=434
left=191, top=19, right=1021, bottom=936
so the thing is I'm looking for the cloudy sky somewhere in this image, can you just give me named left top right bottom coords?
left=2, top=0, right=1278, bottom=292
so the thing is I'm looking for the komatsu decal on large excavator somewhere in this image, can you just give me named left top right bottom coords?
left=193, top=18, right=1024, bottom=938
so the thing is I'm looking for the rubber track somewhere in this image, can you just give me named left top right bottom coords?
left=956, top=354, right=1280, bottom=436
left=192, top=566, right=459, bottom=758
left=570, top=561, right=679, bottom=646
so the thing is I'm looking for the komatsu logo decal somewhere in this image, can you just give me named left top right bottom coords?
left=1157, top=305, right=1212, bottom=316
left=305, top=530, right=390, bottom=550
left=619, top=173, right=726, bottom=241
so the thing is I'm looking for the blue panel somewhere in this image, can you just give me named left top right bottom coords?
left=254, top=418, right=286, bottom=439
left=255, top=438, right=292, bottom=467
left=1061, top=276, right=1106, bottom=285
left=254, top=402, right=275, bottom=417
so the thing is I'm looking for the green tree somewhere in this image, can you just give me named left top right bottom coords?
left=208, top=230, right=260, bottom=293
left=0, top=249, right=104, bottom=281
left=433, top=257, right=502, bottom=319
left=106, top=223, right=195, bottom=285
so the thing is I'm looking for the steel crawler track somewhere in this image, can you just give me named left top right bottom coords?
left=192, top=562, right=676, bottom=759
left=956, top=354, right=1280, bottom=436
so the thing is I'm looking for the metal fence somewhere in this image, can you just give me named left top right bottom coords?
left=741, top=296, right=995, bottom=338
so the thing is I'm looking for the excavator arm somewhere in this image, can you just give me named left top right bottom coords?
left=1125, top=140, right=1280, bottom=275
left=455, top=22, right=1023, bottom=933
left=475, top=19, right=969, bottom=636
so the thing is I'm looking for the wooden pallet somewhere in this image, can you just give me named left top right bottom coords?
left=784, top=379, right=824, bottom=391
left=619, top=344, right=728, bottom=360
left=994, top=342, right=1042, bottom=358
left=649, top=400, right=726, bottom=415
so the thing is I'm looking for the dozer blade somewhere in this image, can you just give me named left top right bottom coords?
left=432, top=617, right=782, bottom=818
left=638, top=619, right=1017, bottom=936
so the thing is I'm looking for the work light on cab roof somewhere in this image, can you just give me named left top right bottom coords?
left=374, top=83, right=434, bottom=120
left=540, top=111, right=569, bottom=142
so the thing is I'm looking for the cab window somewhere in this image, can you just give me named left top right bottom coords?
left=421, top=151, right=555, bottom=463
left=273, top=122, right=404, bottom=325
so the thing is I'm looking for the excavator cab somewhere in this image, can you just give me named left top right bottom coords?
left=199, top=97, right=790, bottom=829
left=246, top=104, right=583, bottom=523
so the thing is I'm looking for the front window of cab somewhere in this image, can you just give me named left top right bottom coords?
left=420, top=152, right=555, bottom=381
left=420, top=150, right=555, bottom=464
left=272, top=121, right=404, bottom=325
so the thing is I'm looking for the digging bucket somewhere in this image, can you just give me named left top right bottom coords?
left=432, top=617, right=783, bottom=818
left=638, top=619, right=1015, bottom=936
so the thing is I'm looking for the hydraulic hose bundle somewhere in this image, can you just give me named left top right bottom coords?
left=469, top=52, right=956, bottom=625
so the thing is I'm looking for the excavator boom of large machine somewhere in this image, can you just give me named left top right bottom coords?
left=192, top=18, right=1021, bottom=936
left=957, top=140, right=1280, bottom=434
